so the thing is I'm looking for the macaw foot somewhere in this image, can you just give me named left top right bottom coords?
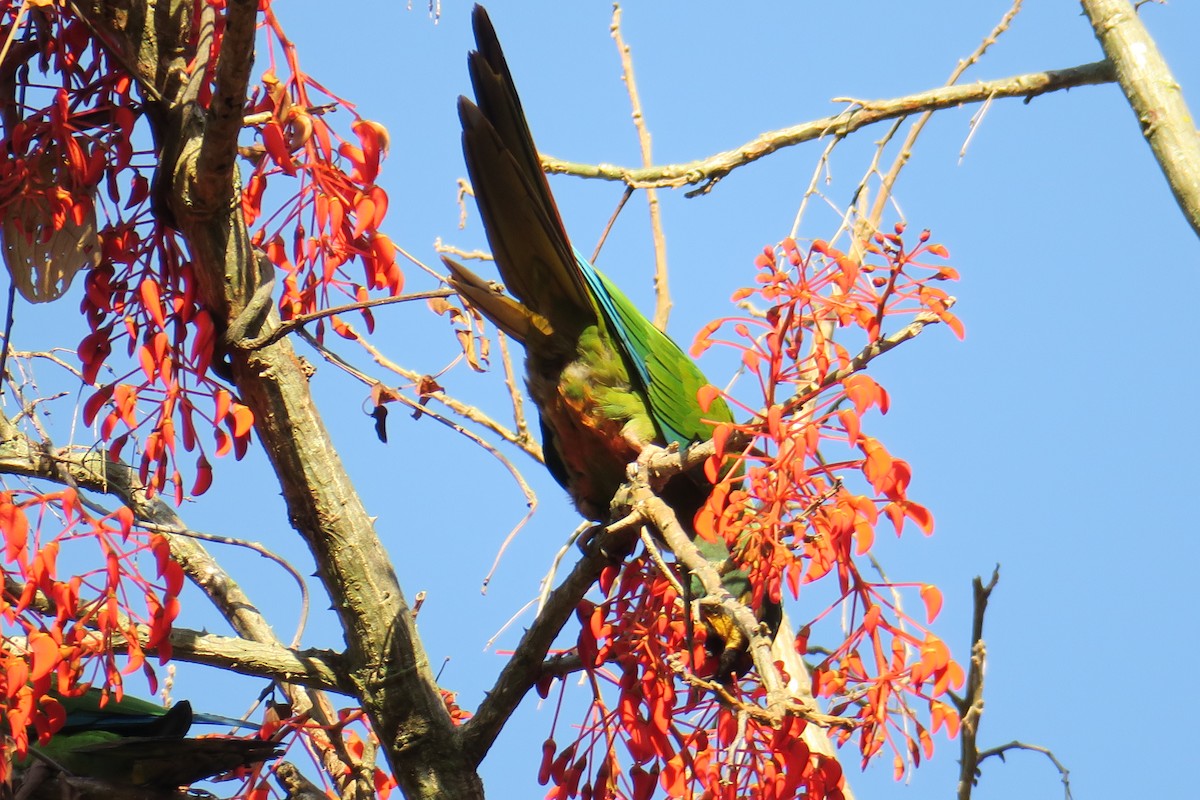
left=593, top=517, right=642, bottom=562
left=574, top=523, right=606, bottom=554
left=631, top=441, right=679, bottom=491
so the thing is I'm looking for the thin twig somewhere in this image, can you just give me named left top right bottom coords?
left=638, top=525, right=684, bottom=597
left=868, top=0, right=1025, bottom=229
left=133, top=519, right=311, bottom=650
left=238, top=289, right=457, bottom=351
left=536, top=521, right=593, bottom=614
left=976, top=741, right=1074, bottom=800
left=0, top=0, right=31, bottom=74
left=296, top=328, right=541, bottom=536
left=434, top=240, right=493, bottom=263
left=641, top=302, right=956, bottom=488
left=480, top=501, right=537, bottom=593
left=495, top=329, right=531, bottom=443
left=483, top=595, right=539, bottom=652
left=353, top=326, right=542, bottom=462
left=0, top=281, right=16, bottom=395
left=610, top=5, right=671, bottom=330
left=959, top=94, right=994, bottom=164
left=460, top=518, right=631, bottom=764
left=589, top=185, right=635, bottom=265
left=789, top=137, right=840, bottom=240
left=666, top=656, right=854, bottom=730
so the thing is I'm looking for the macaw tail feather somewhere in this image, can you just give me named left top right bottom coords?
left=459, top=6, right=596, bottom=354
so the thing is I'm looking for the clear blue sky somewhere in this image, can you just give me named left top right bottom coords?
left=46, top=2, right=1198, bottom=798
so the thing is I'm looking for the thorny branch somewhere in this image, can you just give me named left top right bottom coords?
left=977, top=742, right=1074, bottom=800
left=460, top=522, right=630, bottom=765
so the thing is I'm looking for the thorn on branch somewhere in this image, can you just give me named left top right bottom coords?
left=976, top=740, right=1074, bottom=800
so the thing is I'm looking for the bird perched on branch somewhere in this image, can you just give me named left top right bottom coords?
left=444, top=5, right=780, bottom=679
left=15, top=687, right=278, bottom=795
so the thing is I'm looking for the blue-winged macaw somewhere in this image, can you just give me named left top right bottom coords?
left=443, top=6, right=780, bottom=679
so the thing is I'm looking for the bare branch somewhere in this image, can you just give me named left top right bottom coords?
left=643, top=302, right=957, bottom=484
left=541, top=61, right=1114, bottom=193
left=296, top=328, right=542, bottom=503
left=350, top=327, right=543, bottom=462
left=6, top=625, right=348, bottom=692
left=0, top=410, right=363, bottom=783
left=867, top=0, right=1025, bottom=229
left=625, top=472, right=795, bottom=722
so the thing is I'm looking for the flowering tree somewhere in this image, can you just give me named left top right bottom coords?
left=0, top=1, right=1195, bottom=799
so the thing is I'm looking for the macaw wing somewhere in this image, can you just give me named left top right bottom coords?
left=46, top=736, right=280, bottom=788
left=580, top=253, right=733, bottom=447
left=58, top=695, right=191, bottom=738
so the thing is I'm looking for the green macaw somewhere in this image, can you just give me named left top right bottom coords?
left=444, top=5, right=780, bottom=679
left=18, top=688, right=278, bottom=791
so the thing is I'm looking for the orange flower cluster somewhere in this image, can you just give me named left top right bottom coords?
left=246, top=7, right=401, bottom=339
left=539, top=228, right=964, bottom=799
left=0, top=488, right=183, bottom=779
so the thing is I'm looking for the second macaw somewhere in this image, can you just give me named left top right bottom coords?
left=19, top=688, right=278, bottom=790
left=444, top=6, right=780, bottom=679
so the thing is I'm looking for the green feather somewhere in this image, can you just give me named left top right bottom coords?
left=589, top=267, right=734, bottom=446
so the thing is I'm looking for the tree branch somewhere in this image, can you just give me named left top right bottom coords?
left=643, top=302, right=956, bottom=484
left=3, top=623, right=349, bottom=693
left=66, top=4, right=480, bottom=796
left=610, top=4, right=671, bottom=329
left=1080, top=0, right=1200, bottom=239
left=194, top=0, right=257, bottom=212
left=625, top=475, right=797, bottom=722
left=541, top=61, right=1114, bottom=193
